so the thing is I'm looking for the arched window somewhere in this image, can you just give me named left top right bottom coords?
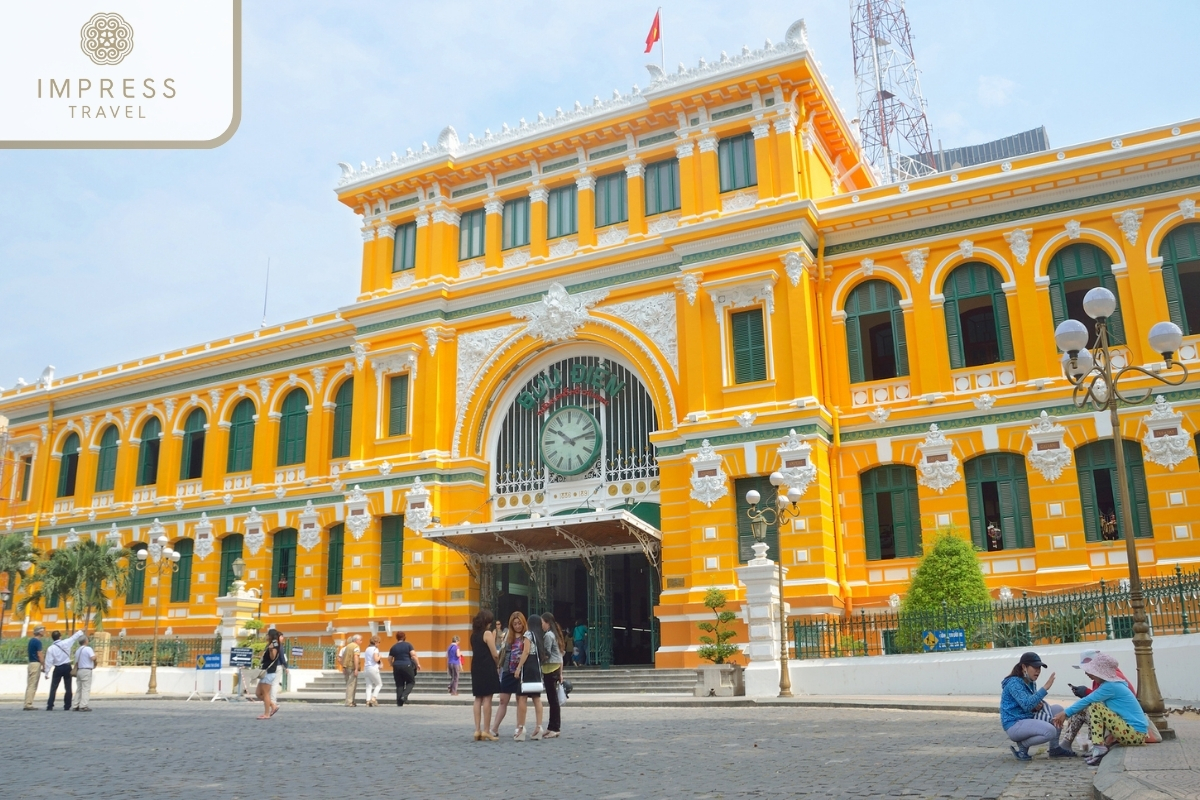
left=1075, top=439, right=1152, bottom=541
left=57, top=432, right=80, bottom=497
left=218, top=534, right=244, bottom=596
left=860, top=464, right=921, bottom=560
left=942, top=262, right=1014, bottom=368
left=179, top=408, right=206, bottom=480
left=1158, top=223, right=1200, bottom=335
left=964, top=453, right=1033, bottom=551
left=126, top=543, right=147, bottom=604
left=845, top=280, right=909, bottom=384
left=136, top=417, right=162, bottom=486
left=331, top=380, right=353, bottom=459
left=170, top=539, right=193, bottom=603
left=327, top=523, right=344, bottom=596
left=226, top=398, right=256, bottom=473
left=271, top=529, right=297, bottom=598
left=94, top=425, right=119, bottom=492
left=1048, top=243, right=1125, bottom=347
left=277, top=388, right=309, bottom=466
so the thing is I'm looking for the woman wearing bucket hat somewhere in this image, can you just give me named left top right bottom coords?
left=1053, top=652, right=1158, bottom=766
left=1059, top=649, right=1136, bottom=752
left=1000, top=652, right=1076, bottom=761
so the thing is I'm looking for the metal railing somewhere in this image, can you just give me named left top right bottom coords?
left=791, top=565, right=1199, bottom=660
left=107, top=635, right=221, bottom=667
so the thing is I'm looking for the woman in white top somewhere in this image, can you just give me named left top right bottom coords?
left=73, top=634, right=96, bottom=712
left=362, top=635, right=384, bottom=707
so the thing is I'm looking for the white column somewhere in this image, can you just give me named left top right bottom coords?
left=735, top=541, right=788, bottom=697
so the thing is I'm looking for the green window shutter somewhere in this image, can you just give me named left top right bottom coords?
left=718, top=133, right=757, bottom=192
left=137, top=418, right=162, bottom=486
left=1075, top=443, right=1102, bottom=543
left=861, top=469, right=882, bottom=561
left=1013, top=467, right=1034, bottom=549
left=891, top=303, right=910, bottom=376
left=331, top=379, right=354, bottom=458
left=964, top=458, right=985, bottom=549
left=943, top=296, right=964, bottom=370
left=380, top=515, right=404, bottom=587
left=126, top=544, right=147, bottom=603
left=326, top=523, right=344, bottom=596
left=219, top=535, right=244, bottom=596
left=997, top=474, right=1021, bottom=551
left=393, top=222, right=417, bottom=272
left=734, top=476, right=780, bottom=563
left=19, top=456, right=32, bottom=501
left=503, top=198, right=530, bottom=249
left=170, top=539, right=193, bottom=603
left=1123, top=440, right=1153, bottom=539
left=94, top=425, right=119, bottom=492
left=1161, top=256, right=1185, bottom=332
left=1160, top=225, right=1200, bottom=334
left=1098, top=266, right=1126, bottom=345
left=1048, top=276, right=1068, bottom=328
left=226, top=399, right=256, bottom=473
left=277, top=389, right=309, bottom=466
left=458, top=209, right=485, bottom=260
left=595, top=172, right=627, bottom=228
left=271, top=529, right=297, bottom=598
left=845, top=313, right=865, bottom=384
left=548, top=185, right=577, bottom=239
left=889, top=466, right=921, bottom=559
left=57, top=433, right=80, bottom=497
left=645, top=158, right=680, bottom=216
left=388, top=374, right=409, bottom=436
left=730, top=308, right=767, bottom=384
left=179, top=408, right=207, bottom=481
left=993, top=286, right=1015, bottom=362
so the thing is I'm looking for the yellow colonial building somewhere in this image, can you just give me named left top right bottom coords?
left=3, top=20, right=1199, bottom=668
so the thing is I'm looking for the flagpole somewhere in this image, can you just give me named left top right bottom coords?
left=659, top=7, right=665, bottom=71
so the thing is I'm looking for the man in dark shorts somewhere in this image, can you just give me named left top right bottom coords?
left=387, top=631, right=421, bottom=706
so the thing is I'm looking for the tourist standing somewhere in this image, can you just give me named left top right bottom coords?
left=338, top=634, right=362, bottom=707
left=256, top=638, right=282, bottom=719
left=363, top=635, right=384, bottom=707
left=446, top=636, right=462, bottom=696
left=73, top=634, right=96, bottom=712
left=388, top=631, right=420, bottom=706
left=23, top=625, right=46, bottom=711
left=525, top=614, right=546, bottom=740
left=540, top=612, right=564, bottom=739
left=45, top=629, right=84, bottom=711
left=572, top=620, right=588, bottom=667
left=490, top=610, right=539, bottom=741
left=470, top=609, right=501, bottom=741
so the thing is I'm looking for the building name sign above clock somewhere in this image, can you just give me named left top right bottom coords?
left=516, top=360, right=628, bottom=414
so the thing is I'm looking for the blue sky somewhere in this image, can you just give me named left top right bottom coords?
left=1, top=0, right=1195, bottom=387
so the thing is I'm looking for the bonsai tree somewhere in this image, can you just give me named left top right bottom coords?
left=240, top=618, right=267, bottom=656
left=696, top=587, right=740, bottom=664
left=896, top=528, right=992, bottom=652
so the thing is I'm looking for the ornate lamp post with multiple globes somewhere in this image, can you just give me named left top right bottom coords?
left=136, top=519, right=181, bottom=695
left=744, top=473, right=803, bottom=698
left=1054, top=285, right=1188, bottom=738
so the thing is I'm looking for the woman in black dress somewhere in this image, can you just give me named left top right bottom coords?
left=470, top=609, right=501, bottom=741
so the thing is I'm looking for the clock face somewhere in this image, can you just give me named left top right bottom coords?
left=539, top=405, right=602, bottom=476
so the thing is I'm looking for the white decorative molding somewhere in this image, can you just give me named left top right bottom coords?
left=958, top=240, right=974, bottom=259
left=647, top=213, right=680, bottom=234
left=244, top=508, right=265, bottom=555
left=174, top=498, right=185, bottom=511
left=431, top=207, right=461, bottom=227
left=624, top=160, right=645, bottom=179
left=298, top=501, right=321, bottom=551
left=1003, top=229, right=1033, bottom=266
left=869, top=406, right=890, bottom=423
left=274, top=485, right=286, bottom=499
left=502, top=248, right=530, bottom=269
left=453, top=323, right=524, bottom=456
left=917, top=424, right=961, bottom=494
left=257, top=379, right=272, bottom=404
left=548, top=236, right=579, bottom=259
left=776, top=429, right=817, bottom=497
left=735, top=411, right=757, bottom=428
left=721, top=189, right=758, bottom=213
left=575, top=174, right=596, bottom=191
left=458, top=259, right=485, bottom=279
left=414, top=212, right=429, bottom=228
left=596, top=224, right=629, bottom=247
left=528, top=186, right=549, bottom=204
left=674, top=141, right=694, bottom=159
left=1113, top=208, right=1144, bottom=246
left=379, top=460, right=393, bottom=476
left=689, top=440, right=728, bottom=507
left=902, top=248, right=929, bottom=283
left=513, top=282, right=608, bottom=344
left=697, top=135, right=718, bottom=154
left=678, top=273, right=700, bottom=305
left=799, top=118, right=815, bottom=152
left=1141, top=396, right=1193, bottom=471
left=360, top=226, right=376, bottom=243
left=371, top=349, right=419, bottom=385
left=392, top=271, right=416, bottom=291
left=194, top=513, right=214, bottom=560
left=706, top=275, right=776, bottom=322
left=121, top=407, right=134, bottom=427
left=860, top=257, right=875, bottom=276
left=1179, top=198, right=1196, bottom=220
left=601, top=293, right=678, bottom=375
left=973, top=393, right=997, bottom=411
left=344, top=485, right=372, bottom=541
left=750, top=121, right=772, bottom=140
left=781, top=250, right=812, bottom=287
left=423, top=327, right=440, bottom=357
left=352, top=342, right=369, bottom=370
left=1065, top=220, right=1082, bottom=240
left=484, top=197, right=504, bottom=216
left=1026, top=411, right=1071, bottom=482
left=311, top=368, right=326, bottom=393
left=222, top=493, right=233, bottom=506
left=82, top=416, right=94, bottom=437
left=404, top=477, right=433, bottom=533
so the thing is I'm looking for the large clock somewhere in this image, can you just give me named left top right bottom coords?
left=539, top=405, right=602, bottom=476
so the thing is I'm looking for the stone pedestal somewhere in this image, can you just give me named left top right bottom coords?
left=92, top=631, right=113, bottom=667
left=735, top=542, right=789, bottom=697
left=215, top=582, right=262, bottom=664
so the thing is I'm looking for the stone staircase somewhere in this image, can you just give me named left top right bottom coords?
left=294, top=665, right=697, bottom=700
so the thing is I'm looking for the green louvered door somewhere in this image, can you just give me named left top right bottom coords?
left=1076, top=440, right=1153, bottom=542
left=331, top=380, right=353, bottom=458
left=861, top=465, right=921, bottom=561
left=1159, top=223, right=1200, bottom=334
left=226, top=398, right=256, bottom=473
left=1049, top=244, right=1126, bottom=345
left=94, top=425, right=119, bottom=492
left=943, top=262, right=1014, bottom=369
left=964, top=454, right=1033, bottom=550
left=845, top=280, right=908, bottom=383
left=137, top=417, right=162, bottom=486
left=277, top=389, right=309, bottom=466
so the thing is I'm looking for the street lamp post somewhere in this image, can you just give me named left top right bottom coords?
left=1054, top=286, right=1188, bottom=738
left=0, top=585, right=10, bottom=643
left=745, top=474, right=803, bottom=698
left=136, top=520, right=181, bottom=695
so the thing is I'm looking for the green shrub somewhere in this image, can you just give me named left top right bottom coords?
left=895, top=529, right=993, bottom=652
left=0, top=637, right=31, bottom=665
left=1032, top=606, right=1098, bottom=644
left=696, top=588, right=740, bottom=664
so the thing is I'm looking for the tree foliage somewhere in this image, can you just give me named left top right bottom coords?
left=19, top=540, right=130, bottom=633
left=896, top=528, right=992, bottom=652
left=696, top=587, right=740, bottom=664
left=0, top=532, right=40, bottom=607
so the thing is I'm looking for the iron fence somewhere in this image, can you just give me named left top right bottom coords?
left=108, top=635, right=221, bottom=667
left=791, top=564, right=1200, bottom=660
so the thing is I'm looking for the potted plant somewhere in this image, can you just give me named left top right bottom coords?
left=694, top=588, right=744, bottom=697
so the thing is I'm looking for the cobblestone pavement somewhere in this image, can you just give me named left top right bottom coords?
left=3, top=701, right=1094, bottom=799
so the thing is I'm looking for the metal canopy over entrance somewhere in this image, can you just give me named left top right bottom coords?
left=426, top=509, right=662, bottom=667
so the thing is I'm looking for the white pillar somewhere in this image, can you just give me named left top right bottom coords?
left=736, top=542, right=789, bottom=697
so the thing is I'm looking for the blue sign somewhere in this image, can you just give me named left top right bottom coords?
left=229, top=647, right=254, bottom=667
left=196, top=653, right=222, bottom=670
left=921, top=628, right=966, bottom=652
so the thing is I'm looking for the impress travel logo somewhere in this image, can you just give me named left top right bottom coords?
left=1, top=1, right=241, bottom=148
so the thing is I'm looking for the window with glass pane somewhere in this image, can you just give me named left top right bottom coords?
left=718, top=133, right=758, bottom=192
left=388, top=374, right=409, bottom=437
left=1158, top=223, right=1200, bottom=335
left=19, top=455, right=32, bottom=501
left=393, top=221, right=417, bottom=272
left=644, top=158, right=681, bottom=216
left=126, top=544, right=147, bottom=604
left=458, top=208, right=485, bottom=260
left=1048, top=243, right=1125, bottom=347
left=380, top=515, right=404, bottom=587
left=277, top=388, right=309, bottom=466
left=226, top=398, right=255, bottom=473
left=57, top=433, right=80, bottom=497
left=731, top=308, right=768, bottom=384
left=331, top=380, right=353, bottom=459
left=595, top=172, right=627, bottom=228
left=179, top=408, right=206, bottom=481
left=170, top=539, right=193, bottom=603
left=219, top=535, right=243, bottom=596
left=547, top=185, right=577, bottom=239
left=327, top=523, right=345, bottom=596
left=503, top=198, right=530, bottom=250
left=137, top=417, right=161, bottom=486
left=942, top=262, right=1014, bottom=369
left=94, top=425, right=119, bottom=492
left=271, top=529, right=297, bottom=598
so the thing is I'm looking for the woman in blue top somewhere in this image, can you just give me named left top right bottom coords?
left=999, top=651, right=1075, bottom=761
left=1052, top=652, right=1155, bottom=766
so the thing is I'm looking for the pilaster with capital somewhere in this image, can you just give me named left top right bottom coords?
left=575, top=173, right=597, bottom=248
left=413, top=210, right=433, bottom=282
left=750, top=119, right=776, bottom=201
left=772, top=109, right=801, bottom=199
left=528, top=183, right=549, bottom=259
left=625, top=160, right=647, bottom=235
left=675, top=136, right=699, bottom=221
left=428, top=205, right=461, bottom=283
left=374, top=221, right=397, bottom=294
left=483, top=196, right=504, bottom=269
left=781, top=251, right=820, bottom=398
left=358, top=220, right=377, bottom=297
left=695, top=133, right=721, bottom=218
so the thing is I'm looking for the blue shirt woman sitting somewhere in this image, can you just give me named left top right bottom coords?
left=1052, top=652, right=1157, bottom=765
left=999, top=651, right=1075, bottom=761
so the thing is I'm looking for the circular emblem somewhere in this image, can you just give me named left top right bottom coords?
left=539, top=406, right=602, bottom=477
left=80, top=12, right=134, bottom=66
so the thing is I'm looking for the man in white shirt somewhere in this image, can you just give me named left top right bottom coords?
left=44, top=629, right=85, bottom=711
left=73, top=634, right=96, bottom=712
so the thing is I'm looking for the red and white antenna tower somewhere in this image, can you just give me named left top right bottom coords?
left=850, top=0, right=936, bottom=183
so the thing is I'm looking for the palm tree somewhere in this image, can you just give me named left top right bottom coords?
left=0, top=532, right=39, bottom=641
left=18, top=540, right=129, bottom=633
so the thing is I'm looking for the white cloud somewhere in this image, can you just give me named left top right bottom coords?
left=977, top=76, right=1017, bottom=108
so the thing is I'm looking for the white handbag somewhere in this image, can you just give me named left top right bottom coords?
left=557, top=682, right=568, bottom=705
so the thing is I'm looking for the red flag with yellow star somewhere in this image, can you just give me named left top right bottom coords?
left=645, top=10, right=661, bottom=54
